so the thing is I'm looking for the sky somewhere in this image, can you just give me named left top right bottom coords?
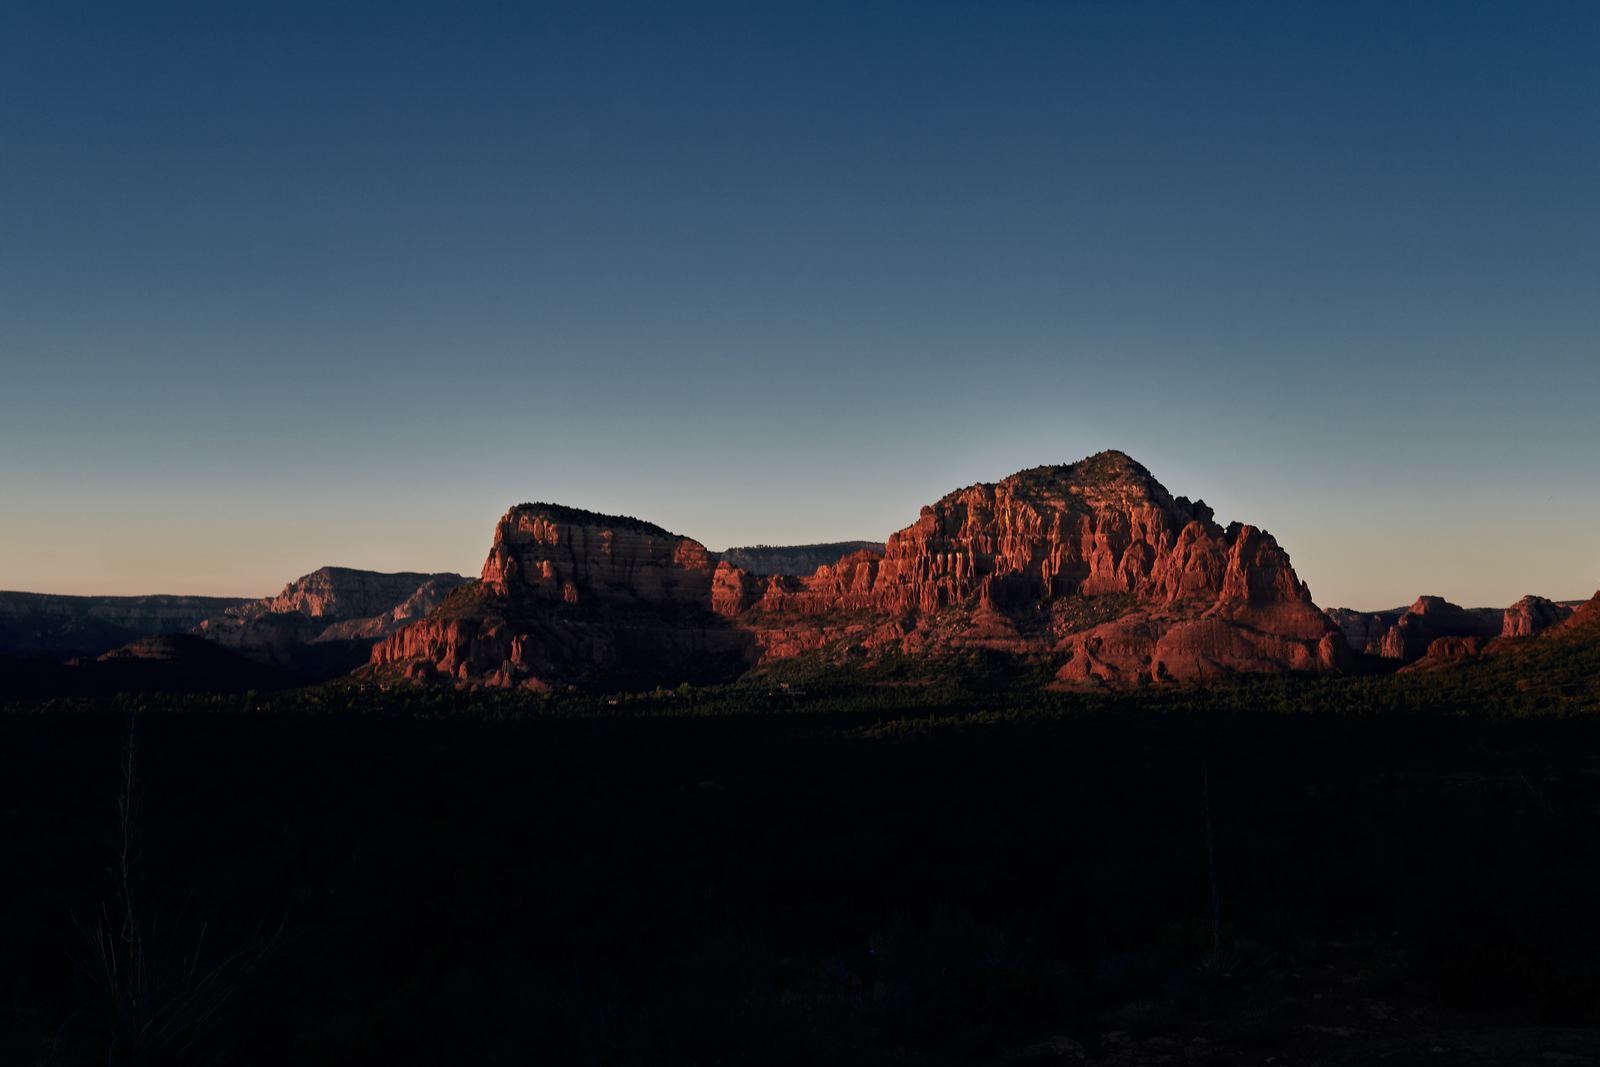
left=2, top=1, right=1597, bottom=609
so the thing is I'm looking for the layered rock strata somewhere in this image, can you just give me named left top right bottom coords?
left=373, top=452, right=1349, bottom=689
left=372, top=506, right=749, bottom=689
left=1329, top=594, right=1576, bottom=665
left=196, top=567, right=468, bottom=668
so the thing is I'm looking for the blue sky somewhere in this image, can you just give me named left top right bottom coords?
left=3, top=2, right=1597, bottom=608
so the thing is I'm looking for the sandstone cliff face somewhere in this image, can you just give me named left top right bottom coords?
left=1324, top=607, right=1405, bottom=656
left=1500, top=595, right=1574, bottom=639
left=705, top=452, right=1344, bottom=684
left=1544, top=591, right=1600, bottom=639
left=1326, top=594, right=1577, bottom=666
left=371, top=505, right=748, bottom=689
left=313, top=576, right=467, bottom=641
left=1398, top=591, right=1600, bottom=676
left=196, top=567, right=469, bottom=669
left=374, top=452, right=1347, bottom=690
left=480, top=506, right=714, bottom=607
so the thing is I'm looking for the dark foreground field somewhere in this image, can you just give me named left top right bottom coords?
left=5, top=691, right=1600, bottom=1065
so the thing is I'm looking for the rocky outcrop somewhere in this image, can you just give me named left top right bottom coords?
left=374, top=452, right=1348, bottom=690
left=1378, top=597, right=1502, bottom=662
left=196, top=567, right=469, bottom=673
left=1324, top=607, right=1406, bottom=657
left=215, top=567, right=468, bottom=628
left=1544, top=591, right=1600, bottom=639
left=1327, top=594, right=1575, bottom=666
left=371, top=506, right=751, bottom=689
left=1398, top=634, right=1491, bottom=673
left=702, top=452, right=1344, bottom=684
left=311, top=576, right=467, bottom=641
left=1500, top=595, right=1574, bottom=639
left=479, top=506, right=714, bottom=607
left=0, top=591, right=252, bottom=660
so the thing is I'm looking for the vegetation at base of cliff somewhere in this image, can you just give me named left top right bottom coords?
left=6, top=602, right=1597, bottom=723
left=10, top=690, right=1600, bottom=1064
left=7, top=621, right=1597, bottom=723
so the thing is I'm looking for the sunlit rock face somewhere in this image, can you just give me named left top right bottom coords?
left=1499, top=594, right=1574, bottom=639
left=1330, top=593, right=1579, bottom=670
left=371, top=505, right=749, bottom=690
left=195, top=567, right=469, bottom=669
left=372, top=451, right=1351, bottom=690
left=479, top=506, right=715, bottom=608
left=712, top=451, right=1346, bottom=684
left=1375, top=596, right=1503, bottom=662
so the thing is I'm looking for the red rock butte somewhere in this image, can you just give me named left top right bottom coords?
left=370, top=450, right=1350, bottom=689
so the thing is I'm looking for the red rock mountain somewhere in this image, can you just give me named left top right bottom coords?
left=372, top=452, right=1348, bottom=690
left=371, top=506, right=747, bottom=689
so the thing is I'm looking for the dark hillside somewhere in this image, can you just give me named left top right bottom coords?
left=5, top=694, right=1600, bottom=1064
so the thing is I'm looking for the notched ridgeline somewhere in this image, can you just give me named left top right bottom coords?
left=368, top=451, right=1348, bottom=691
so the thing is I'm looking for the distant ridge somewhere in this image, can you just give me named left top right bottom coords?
left=717, top=542, right=886, bottom=576
left=0, top=591, right=253, bottom=660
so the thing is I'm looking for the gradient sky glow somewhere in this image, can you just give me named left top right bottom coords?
left=3, top=2, right=1598, bottom=609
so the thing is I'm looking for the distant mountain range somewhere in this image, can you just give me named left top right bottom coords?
left=2, top=450, right=1593, bottom=695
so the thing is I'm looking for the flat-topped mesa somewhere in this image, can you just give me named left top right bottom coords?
left=1501, top=594, right=1575, bottom=639
left=1330, top=593, right=1579, bottom=667
left=193, top=567, right=471, bottom=676
left=481, top=503, right=714, bottom=607
left=717, top=450, right=1321, bottom=621
left=714, top=549, right=885, bottom=617
left=1378, top=596, right=1503, bottom=661
left=371, top=504, right=747, bottom=690
left=1551, top=591, right=1600, bottom=640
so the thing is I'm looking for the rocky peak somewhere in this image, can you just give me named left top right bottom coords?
left=194, top=568, right=470, bottom=675
left=1000, top=450, right=1176, bottom=509
left=1552, top=591, right=1600, bottom=636
left=863, top=456, right=1268, bottom=616
left=1331, top=593, right=1580, bottom=664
